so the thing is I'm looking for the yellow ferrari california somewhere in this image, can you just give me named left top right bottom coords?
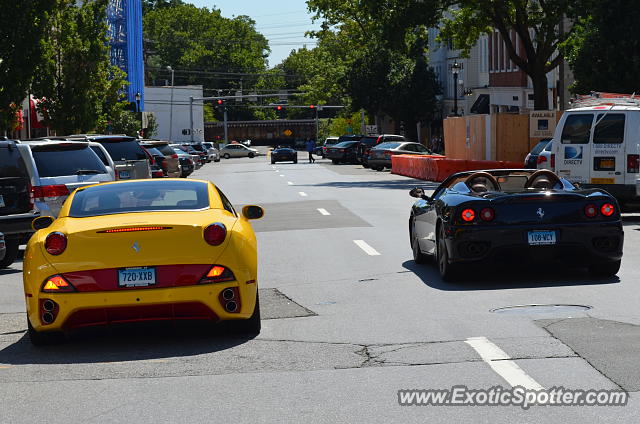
left=23, top=179, right=264, bottom=345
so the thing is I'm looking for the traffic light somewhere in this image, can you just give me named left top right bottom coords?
left=216, top=99, right=225, bottom=106
left=276, top=105, right=284, bottom=111
left=309, top=104, right=315, bottom=109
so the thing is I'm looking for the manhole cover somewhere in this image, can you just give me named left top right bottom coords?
left=490, top=304, right=592, bottom=315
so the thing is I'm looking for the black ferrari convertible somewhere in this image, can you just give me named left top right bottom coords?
left=409, top=169, right=623, bottom=281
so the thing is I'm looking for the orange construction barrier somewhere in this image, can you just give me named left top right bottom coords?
left=392, top=156, right=527, bottom=182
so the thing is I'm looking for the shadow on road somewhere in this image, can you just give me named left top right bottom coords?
left=402, top=260, right=620, bottom=291
left=0, top=322, right=255, bottom=365
left=308, top=180, right=440, bottom=191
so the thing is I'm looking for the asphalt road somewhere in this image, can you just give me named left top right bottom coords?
left=1, top=151, right=640, bottom=423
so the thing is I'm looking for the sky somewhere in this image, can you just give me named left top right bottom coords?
left=189, top=0, right=321, bottom=67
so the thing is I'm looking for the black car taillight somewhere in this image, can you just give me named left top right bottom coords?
left=601, top=203, right=615, bottom=217
left=461, top=208, right=475, bottom=222
left=479, top=208, right=495, bottom=222
left=584, top=204, right=598, bottom=218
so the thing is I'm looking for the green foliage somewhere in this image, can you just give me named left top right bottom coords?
left=0, top=0, right=56, bottom=133
left=108, top=110, right=140, bottom=137
left=323, top=112, right=363, bottom=139
left=142, top=0, right=185, bottom=14
left=33, top=0, right=129, bottom=134
left=563, top=0, right=640, bottom=94
left=439, top=0, right=594, bottom=109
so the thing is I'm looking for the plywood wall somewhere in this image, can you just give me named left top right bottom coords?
left=443, top=115, right=486, bottom=160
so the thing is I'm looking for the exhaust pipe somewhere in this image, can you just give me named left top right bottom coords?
left=222, top=288, right=235, bottom=301
left=42, top=299, right=56, bottom=312
left=42, top=312, right=55, bottom=324
left=224, top=300, right=238, bottom=313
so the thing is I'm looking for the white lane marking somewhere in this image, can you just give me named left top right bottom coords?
left=287, top=181, right=293, bottom=185
left=353, top=240, right=380, bottom=256
left=465, top=337, right=544, bottom=390
left=317, top=208, right=330, bottom=216
left=298, top=192, right=308, bottom=197
left=279, top=174, right=285, bottom=177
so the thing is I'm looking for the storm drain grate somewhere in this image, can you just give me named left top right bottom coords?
left=259, top=288, right=317, bottom=320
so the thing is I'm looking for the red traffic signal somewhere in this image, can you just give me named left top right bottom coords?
left=217, top=99, right=224, bottom=105
left=309, top=104, right=315, bottom=109
left=276, top=105, right=283, bottom=111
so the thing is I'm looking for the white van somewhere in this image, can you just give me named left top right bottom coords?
left=549, top=96, right=640, bottom=203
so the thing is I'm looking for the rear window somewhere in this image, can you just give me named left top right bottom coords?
left=530, top=139, right=551, bottom=155
left=154, top=144, right=175, bottom=155
left=360, top=137, right=379, bottom=147
left=324, top=138, right=338, bottom=145
left=334, top=141, right=358, bottom=148
left=90, top=146, right=110, bottom=166
left=31, top=145, right=108, bottom=178
left=338, top=135, right=363, bottom=142
left=384, top=136, right=406, bottom=142
left=190, top=144, right=205, bottom=152
left=561, top=114, right=593, bottom=144
left=98, top=140, right=147, bottom=161
left=69, top=180, right=210, bottom=217
left=0, top=145, right=29, bottom=178
left=594, top=114, right=625, bottom=144
left=143, top=147, right=163, bottom=157
left=374, top=142, right=402, bottom=149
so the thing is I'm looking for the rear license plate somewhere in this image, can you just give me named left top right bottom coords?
left=118, top=170, right=130, bottom=179
left=527, top=230, right=557, bottom=245
left=0, top=195, right=4, bottom=208
left=590, top=177, right=615, bottom=184
left=118, top=267, right=156, bottom=287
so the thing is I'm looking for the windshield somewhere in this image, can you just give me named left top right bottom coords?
left=69, top=180, right=210, bottom=217
left=334, top=141, right=358, bottom=148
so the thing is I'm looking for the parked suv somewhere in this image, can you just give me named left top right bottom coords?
left=17, top=140, right=114, bottom=218
left=0, top=140, right=39, bottom=268
left=69, top=135, right=151, bottom=180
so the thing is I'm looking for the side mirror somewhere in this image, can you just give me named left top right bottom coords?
left=242, top=205, right=264, bottom=220
left=32, top=216, right=54, bottom=231
left=409, top=187, right=426, bottom=199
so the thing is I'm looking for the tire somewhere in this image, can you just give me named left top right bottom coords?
left=436, top=225, right=459, bottom=282
left=228, top=291, right=261, bottom=335
left=223, top=153, right=230, bottom=159
left=374, top=166, right=384, bottom=172
left=27, top=318, right=64, bottom=346
left=0, top=239, right=19, bottom=269
left=271, top=159, right=276, bottom=164
left=411, top=225, right=429, bottom=265
left=248, top=152, right=255, bottom=158
left=293, top=159, right=297, bottom=164
left=589, top=260, right=621, bottom=277
left=214, top=159, right=220, bottom=162
left=332, top=159, right=339, bottom=165
left=362, top=164, right=370, bottom=169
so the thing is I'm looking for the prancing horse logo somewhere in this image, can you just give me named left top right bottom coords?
left=536, top=208, right=545, bottom=219
left=132, top=242, right=140, bottom=253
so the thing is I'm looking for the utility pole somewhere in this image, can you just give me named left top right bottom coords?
left=167, top=65, right=175, bottom=140
left=189, top=96, right=194, bottom=143
left=360, top=109, right=366, bottom=134
left=223, top=106, right=228, bottom=144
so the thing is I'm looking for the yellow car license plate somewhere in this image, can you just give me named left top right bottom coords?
left=118, top=267, right=156, bottom=287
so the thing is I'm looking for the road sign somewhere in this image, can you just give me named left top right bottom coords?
left=283, top=129, right=293, bottom=136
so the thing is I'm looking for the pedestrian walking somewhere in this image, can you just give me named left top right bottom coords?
left=306, top=138, right=316, bottom=163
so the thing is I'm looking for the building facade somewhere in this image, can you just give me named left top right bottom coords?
left=144, top=86, right=204, bottom=143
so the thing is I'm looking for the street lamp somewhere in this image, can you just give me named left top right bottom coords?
left=451, top=61, right=462, bottom=116
left=166, top=65, right=175, bottom=140
left=135, top=92, right=142, bottom=138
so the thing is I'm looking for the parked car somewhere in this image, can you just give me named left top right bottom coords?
left=173, top=148, right=196, bottom=178
left=320, top=137, right=339, bottom=157
left=17, top=140, right=114, bottom=218
left=0, top=232, right=5, bottom=263
left=324, top=141, right=360, bottom=164
left=139, top=140, right=181, bottom=177
left=524, top=138, right=552, bottom=169
left=0, top=139, right=39, bottom=268
left=173, top=144, right=204, bottom=168
left=141, top=147, right=168, bottom=178
left=202, top=142, right=221, bottom=162
left=271, top=146, right=298, bottom=164
left=368, top=142, right=436, bottom=171
left=356, top=134, right=406, bottom=167
left=68, top=135, right=151, bottom=180
left=536, top=140, right=555, bottom=171
left=220, top=143, right=259, bottom=159
left=88, top=142, right=116, bottom=180
left=189, top=143, right=218, bottom=163
left=409, top=169, right=623, bottom=281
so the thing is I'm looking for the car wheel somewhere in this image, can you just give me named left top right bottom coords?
left=214, top=159, right=220, bottom=162
left=223, top=153, right=230, bottom=159
left=436, top=226, right=459, bottom=282
left=227, top=291, right=261, bottom=335
left=362, top=164, right=370, bottom=169
left=588, top=260, right=621, bottom=277
left=375, top=166, right=384, bottom=171
left=27, top=318, right=63, bottom=346
left=411, top=225, right=429, bottom=265
left=0, top=239, right=19, bottom=269
left=293, top=159, right=298, bottom=164
left=271, top=159, right=276, bottom=164
left=248, top=152, right=255, bottom=158
left=331, top=159, right=339, bottom=165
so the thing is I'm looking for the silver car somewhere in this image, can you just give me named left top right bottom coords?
left=17, top=140, right=114, bottom=217
left=69, top=135, right=151, bottom=180
left=220, top=143, right=259, bottom=159
left=202, top=142, right=220, bottom=162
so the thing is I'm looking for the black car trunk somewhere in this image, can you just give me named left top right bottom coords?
left=0, top=144, right=32, bottom=215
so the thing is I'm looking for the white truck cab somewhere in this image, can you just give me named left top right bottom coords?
left=550, top=94, right=640, bottom=204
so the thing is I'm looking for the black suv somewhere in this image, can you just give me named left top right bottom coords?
left=0, top=140, right=39, bottom=268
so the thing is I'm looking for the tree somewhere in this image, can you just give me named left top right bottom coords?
left=0, top=1, right=56, bottom=133
left=563, top=0, right=640, bottom=94
left=33, top=0, right=129, bottom=134
left=440, top=0, right=594, bottom=110
left=142, top=0, right=185, bottom=14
